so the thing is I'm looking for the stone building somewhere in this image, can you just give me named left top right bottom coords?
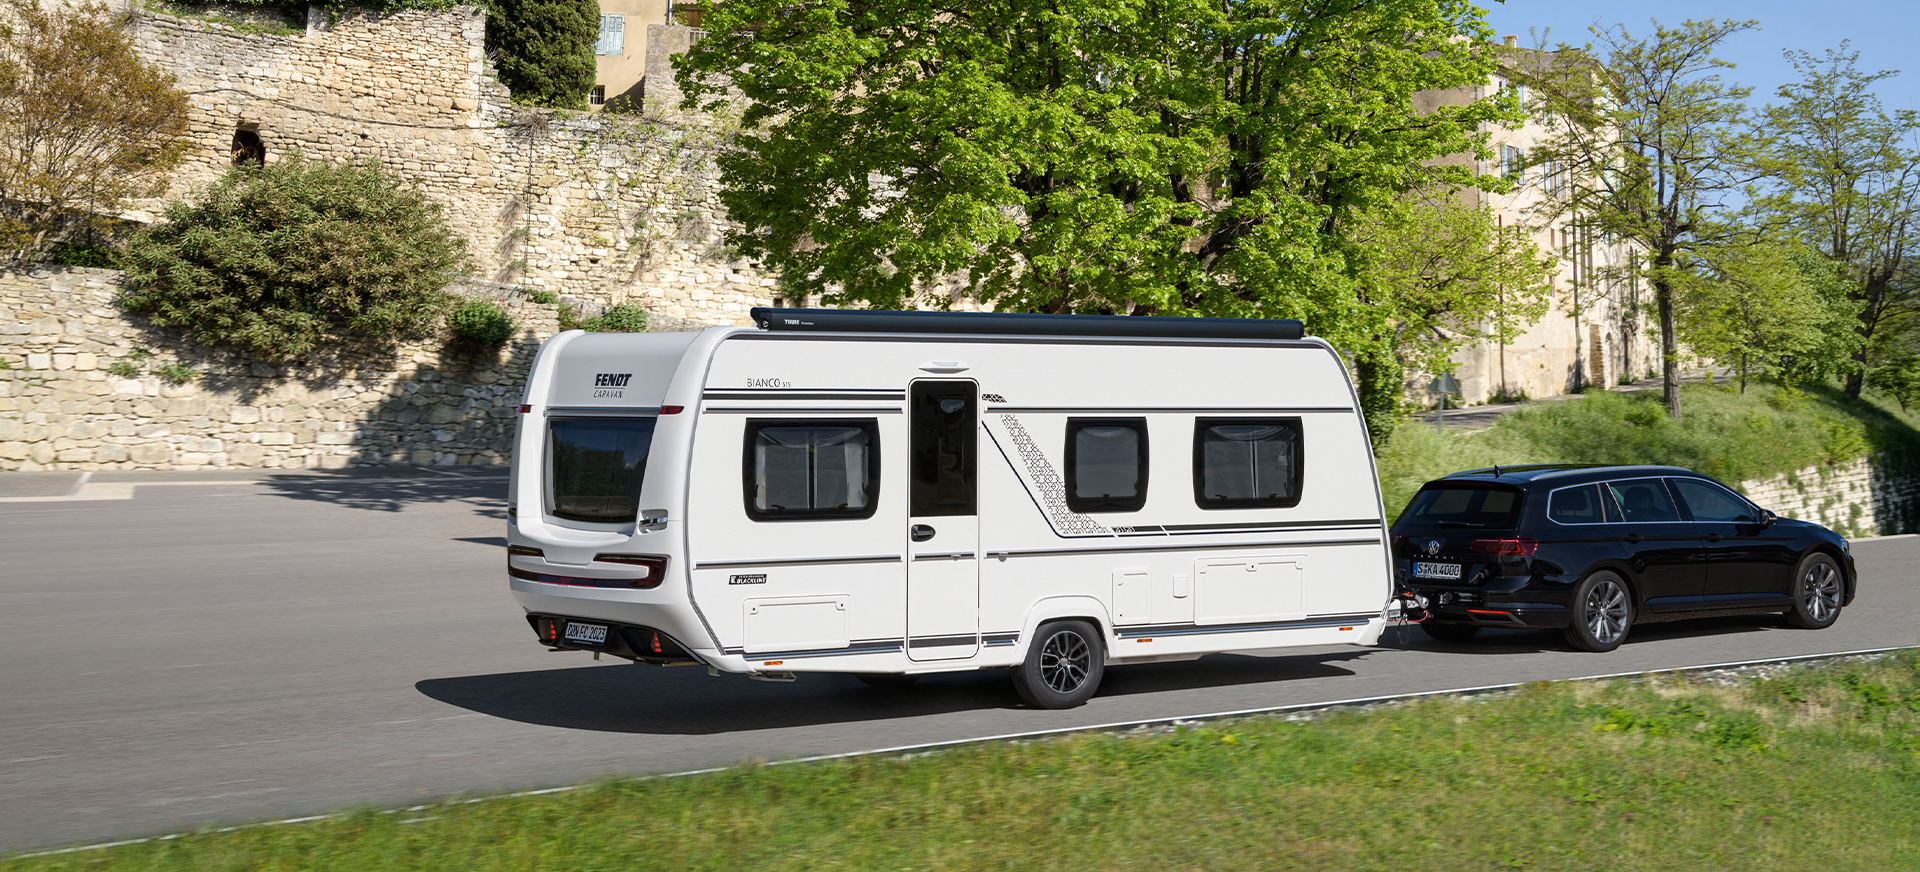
left=1414, top=37, right=1661, bottom=405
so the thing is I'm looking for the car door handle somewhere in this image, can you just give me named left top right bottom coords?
left=1704, top=533, right=1723, bottom=542
left=910, top=524, right=936, bottom=542
left=1623, top=534, right=1642, bottom=544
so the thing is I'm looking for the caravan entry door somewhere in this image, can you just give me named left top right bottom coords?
left=905, top=380, right=981, bottom=661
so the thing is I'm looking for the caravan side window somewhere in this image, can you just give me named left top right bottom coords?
left=743, top=419, right=880, bottom=521
left=1064, top=418, right=1148, bottom=513
left=1192, top=417, right=1303, bottom=509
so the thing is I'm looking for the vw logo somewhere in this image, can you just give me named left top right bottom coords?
left=1425, top=539, right=1442, bottom=555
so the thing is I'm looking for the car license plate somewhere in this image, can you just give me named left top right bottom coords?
left=1414, top=562, right=1462, bottom=580
left=564, top=621, right=609, bottom=646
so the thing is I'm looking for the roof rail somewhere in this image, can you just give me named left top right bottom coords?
left=748, top=308, right=1306, bottom=341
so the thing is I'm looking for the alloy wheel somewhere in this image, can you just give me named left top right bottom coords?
left=1802, top=562, right=1842, bottom=624
left=1585, top=578, right=1630, bottom=645
left=1039, top=629, right=1092, bottom=693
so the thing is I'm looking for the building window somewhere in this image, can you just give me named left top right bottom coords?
left=743, top=419, right=880, bottom=521
left=1192, top=418, right=1303, bottom=509
left=596, top=14, right=624, bottom=55
left=1500, top=144, right=1523, bottom=182
left=1064, top=418, right=1148, bottom=513
left=590, top=85, right=606, bottom=106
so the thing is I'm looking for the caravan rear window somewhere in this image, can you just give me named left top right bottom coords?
left=549, top=417, right=657, bottom=523
left=744, top=419, right=880, bottom=520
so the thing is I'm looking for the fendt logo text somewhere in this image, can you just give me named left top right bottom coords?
left=592, top=373, right=632, bottom=398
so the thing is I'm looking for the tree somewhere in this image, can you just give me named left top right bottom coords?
left=1357, top=194, right=1553, bottom=383
left=677, top=0, right=1517, bottom=443
left=487, top=0, right=599, bottom=108
left=1747, top=46, right=1920, bottom=399
left=1866, top=326, right=1920, bottom=412
left=1516, top=19, right=1758, bottom=420
left=0, top=0, right=189, bottom=259
left=1675, top=242, right=1858, bottom=392
left=119, top=154, right=469, bottom=360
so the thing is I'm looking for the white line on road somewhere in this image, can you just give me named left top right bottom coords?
left=14, top=644, right=1913, bottom=861
left=0, top=475, right=510, bottom=503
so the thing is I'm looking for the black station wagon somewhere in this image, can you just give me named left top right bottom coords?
left=1391, top=465, right=1856, bottom=652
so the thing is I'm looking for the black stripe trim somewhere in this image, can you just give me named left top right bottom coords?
left=1115, top=614, right=1377, bottom=639
left=1159, top=518, right=1383, bottom=532
left=986, top=537, right=1381, bottom=559
left=911, top=551, right=977, bottom=561
left=703, top=391, right=906, bottom=401
left=722, top=638, right=906, bottom=658
left=700, top=407, right=903, bottom=414
left=907, top=634, right=980, bottom=649
left=727, top=332, right=1326, bottom=350
left=695, top=555, right=902, bottom=570
left=988, top=407, right=1354, bottom=414
left=982, top=632, right=1020, bottom=644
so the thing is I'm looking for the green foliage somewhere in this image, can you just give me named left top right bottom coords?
left=153, top=362, right=198, bottom=385
left=485, top=0, right=598, bottom=108
left=1676, top=242, right=1861, bottom=391
left=44, top=241, right=121, bottom=269
left=0, top=0, right=190, bottom=259
left=446, top=298, right=518, bottom=347
left=1867, top=330, right=1920, bottom=411
left=119, top=153, right=468, bottom=361
left=678, top=0, right=1519, bottom=427
left=104, top=360, right=141, bottom=378
left=581, top=302, right=647, bottom=333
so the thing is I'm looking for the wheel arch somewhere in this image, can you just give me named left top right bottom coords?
left=1017, top=596, right=1113, bottom=662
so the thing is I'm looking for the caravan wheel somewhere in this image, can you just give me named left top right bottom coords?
left=1013, top=620, right=1105, bottom=709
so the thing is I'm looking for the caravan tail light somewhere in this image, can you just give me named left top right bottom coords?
left=1469, top=538, right=1538, bottom=557
left=660, top=405, right=684, bottom=415
left=593, top=554, right=668, bottom=589
left=507, top=545, right=544, bottom=558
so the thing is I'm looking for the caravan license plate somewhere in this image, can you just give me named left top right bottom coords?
left=1414, top=562, right=1462, bottom=580
left=564, top=621, right=609, bottom=646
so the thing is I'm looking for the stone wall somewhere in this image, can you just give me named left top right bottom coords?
left=1737, top=456, right=1920, bottom=539
left=0, top=267, right=565, bottom=471
left=130, top=8, right=778, bottom=326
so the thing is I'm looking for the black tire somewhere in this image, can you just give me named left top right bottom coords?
left=1012, top=620, right=1105, bottom=709
left=1563, top=571, right=1633, bottom=652
left=1785, top=552, right=1844, bottom=630
left=855, top=673, right=921, bottom=689
left=1419, top=621, right=1481, bottom=642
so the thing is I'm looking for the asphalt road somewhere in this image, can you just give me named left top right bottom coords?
left=2, top=469, right=1914, bottom=853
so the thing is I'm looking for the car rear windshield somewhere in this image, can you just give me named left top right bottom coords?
left=550, top=417, right=657, bottom=523
left=1398, top=484, right=1525, bottom=529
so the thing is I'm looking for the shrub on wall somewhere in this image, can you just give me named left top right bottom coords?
left=447, top=298, right=518, bottom=347
left=485, top=0, right=598, bottom=108
left=582, top=302, right=647, bottom=333
left=120, top=153, right=469, bottom=360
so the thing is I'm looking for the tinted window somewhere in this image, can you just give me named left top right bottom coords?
left=744, top=420, right=879, bottom=520
left=1607, top=478, right=1680, bottom=522
left=1670, top=478, right=1757, bottom=522
left=1066, top=418, right=1148, bottom=513
left=910, top=382, right=976, bottom=516
left=550, top=417, right=656, bottom=523
left=1193, top=418, right=1302, bottom=509
left=1548, top=484, right=1607, bottom=524
left=1400, top=484, right=1524, bottom=529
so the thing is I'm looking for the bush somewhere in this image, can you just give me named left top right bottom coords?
left=45, top=241, right=121, bottom=268
left=582, top=302, right=648, bottom=333
left=485, top=0, right=599, bottom=108
left=447, top=298, right=519, bottom=347
left=119, top=154, right=468, bottom=360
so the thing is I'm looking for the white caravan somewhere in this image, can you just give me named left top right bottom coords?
left=506, top=309, right=1394, bottom=708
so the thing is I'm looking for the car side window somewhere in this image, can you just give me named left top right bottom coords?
left=1605, top=478, right=1680, bottom=523
left=1548, top=484, right=1606, bottom=524
left=1669, top=478, right=1758, bottom=523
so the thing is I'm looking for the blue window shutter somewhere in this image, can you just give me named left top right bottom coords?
left=596, top=15, right=624, bottom=56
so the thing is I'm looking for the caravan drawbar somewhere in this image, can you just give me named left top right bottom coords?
left=507, top=308, right=1395, bottom=708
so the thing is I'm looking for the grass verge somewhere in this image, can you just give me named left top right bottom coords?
left=10, top=652, right=1920, bottom=871
left=1378, top=380, right=1920, bottom=523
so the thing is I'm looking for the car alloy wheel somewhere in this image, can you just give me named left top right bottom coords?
left=1787, top=553, right=1844, bottom=630
left=1585, top=578, right=1630, bottom=645
left=1012, top=620, right=1106, bottom=709
left=1040, top=628, right=1092, bottom=693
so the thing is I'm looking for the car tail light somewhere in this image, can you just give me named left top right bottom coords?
left=1470, top=537, right=1538, bottom=557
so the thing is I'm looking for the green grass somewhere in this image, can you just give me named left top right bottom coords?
left=9, top=653, right=1920, bottom=871
left=1378, top=380, right=1920, bottom=522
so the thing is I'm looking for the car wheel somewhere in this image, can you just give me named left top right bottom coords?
left=1418, top=621, right=1480, bottom=642
left=855, top=673, right=921, bottom=689
left=1012, top=620, right=1105, bottom=709
left=1785, top=553, right=1844, bottom=630
left=1563, top=572, right=1632, bottom=652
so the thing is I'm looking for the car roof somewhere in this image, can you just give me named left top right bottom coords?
left=1437, top=464, right=1698, bottom=487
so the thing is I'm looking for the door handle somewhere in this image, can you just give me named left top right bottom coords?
left=910, top=524, right=936, bottom=542
left=1704, top=533, right=1723, bottom=542
left=1623, top=534, right=1642, bottom=544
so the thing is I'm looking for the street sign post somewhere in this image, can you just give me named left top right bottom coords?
left=1429, top=373, right=1460, bottom=433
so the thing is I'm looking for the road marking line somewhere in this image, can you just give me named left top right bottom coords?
left=13, top=644, right=1914, bottom=860
left=0, top=475, right=509, bottom=503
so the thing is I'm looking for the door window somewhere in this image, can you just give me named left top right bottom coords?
left=1606, top=478, right=1680, bottom=522
left=743, top=420, right=879, bottom=520
left=910, top=381, right=977, bottom=516
left=1547, top=484, right=1607, bottom=525
left=1669, top=478, right=1758, bottom=522
left=1065, top=418, right=1148, bottom=513
left=1192, top=418, right=1303, bottom=509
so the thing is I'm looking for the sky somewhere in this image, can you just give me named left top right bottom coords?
left=1481, top=0, right=1920, bottom=113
